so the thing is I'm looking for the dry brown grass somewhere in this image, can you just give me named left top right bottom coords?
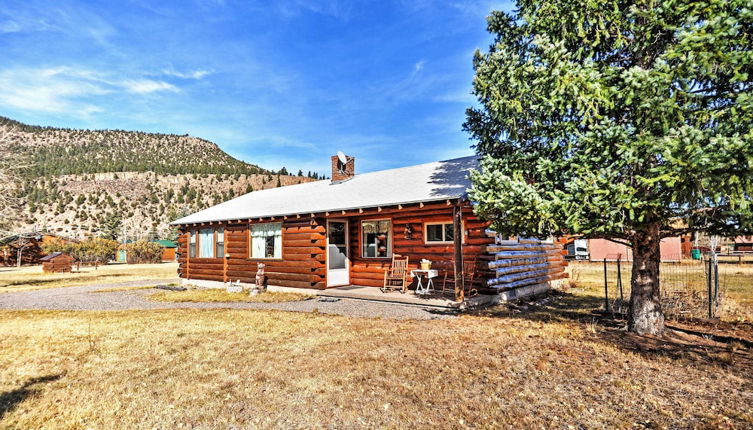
left=0, top=304, right=751, bottom=429
left=146, top=288, right=313, bottom=303
left=0, top=263, right=178, bottom=293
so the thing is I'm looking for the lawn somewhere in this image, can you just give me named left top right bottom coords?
left=147, top=288, right=313, bottom=303
left=0, top=303, right=751, bottom=428
left=0, top=263, right=179, bottom=293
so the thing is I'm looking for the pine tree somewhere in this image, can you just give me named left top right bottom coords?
left=465, top=0, right=753, bottom=334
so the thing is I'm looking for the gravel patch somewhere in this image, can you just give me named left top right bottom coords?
left=0, top=280, right=457, bottom=320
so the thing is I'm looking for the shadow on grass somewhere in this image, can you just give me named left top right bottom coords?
left=469, top=291, right=753, bottom=374
left=471, top=291, right=616, bottom=326
left=0, top=374, right=63, bottom=420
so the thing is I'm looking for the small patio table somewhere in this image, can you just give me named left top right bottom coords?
left=411, top=269, right=438, bottom=295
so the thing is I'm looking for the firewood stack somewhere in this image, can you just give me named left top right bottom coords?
left=483, top=233, right=567, bottom=292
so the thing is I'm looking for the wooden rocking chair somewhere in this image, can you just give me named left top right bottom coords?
left=441, top=258, right=479, bottom=299
left=382, top=254, right=409, bottom=293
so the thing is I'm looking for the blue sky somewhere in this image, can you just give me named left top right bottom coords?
left=0, top=0, right=511, bottom=175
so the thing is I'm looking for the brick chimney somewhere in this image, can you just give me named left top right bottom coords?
left=331, top=154, right=355, bottom=182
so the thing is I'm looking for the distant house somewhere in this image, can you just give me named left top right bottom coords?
left=117, top=240, right=177, bottom=263
left=40, top=252, right=77, bottom=273
left=153, top=240, right=177, bottom=262
left=587, top=236, right=688, bottom=262
left=734, top=236, right=753, bottom=252
left=170, top=154, right=567, bottom=300
left=0, top=231, right=78, bottom=266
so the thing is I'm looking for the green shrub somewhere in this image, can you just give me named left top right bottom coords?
left=123, top=240, right=162, bottom=264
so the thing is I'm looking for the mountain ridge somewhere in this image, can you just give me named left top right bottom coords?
left=1, top=116, right=317, bottom=240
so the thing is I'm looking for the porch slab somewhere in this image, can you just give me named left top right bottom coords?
left=184, top=280, right=548, bottom=310
left=317, top=285, right=499, bottom=309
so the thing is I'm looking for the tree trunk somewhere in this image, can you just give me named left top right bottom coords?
left=628, top=224, right=665, bottom=335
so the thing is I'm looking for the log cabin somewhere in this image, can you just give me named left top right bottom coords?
left=0, top=231, right=78, bottom=266
left=40, top=252, right=77, bottom=273
left=171, top=154, right=566, bottom=301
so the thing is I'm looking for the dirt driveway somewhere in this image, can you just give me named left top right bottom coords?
left=0, top=280, right=455, bottom=320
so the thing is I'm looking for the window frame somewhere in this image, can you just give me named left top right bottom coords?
left=189, top=227, right=224, bottom=258
left=360, top=218, right=393, bottom=259
left=248, top=222, right=283, bottom=260
left=215, top=228, right=224, bottom=258
left=423, top=221, right=464, bottom=245
left=188, top=230, right=197, bottom=258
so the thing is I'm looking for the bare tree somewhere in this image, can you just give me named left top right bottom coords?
left=14, top=231, right=40, bottom=267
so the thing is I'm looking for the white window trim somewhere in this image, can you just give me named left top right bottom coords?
left=361, top=218, right=393, bottom=259
left=423, top=221, right=464, bottom=244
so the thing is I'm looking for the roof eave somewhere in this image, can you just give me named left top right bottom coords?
left=169, top=194, right=469, bottom=226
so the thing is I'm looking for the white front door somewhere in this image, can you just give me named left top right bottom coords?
left=327, top=220, right=349, bottom=287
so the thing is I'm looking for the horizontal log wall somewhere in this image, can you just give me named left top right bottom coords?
left=176, top=200, right=498, bottom=291
left=176, top=202, right=495, bottom=289
left=348, top=202, right=494, bottom=288
left=178, top=218, right=327, bottom=289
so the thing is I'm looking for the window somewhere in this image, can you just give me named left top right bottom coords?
left=362, top=220, right=391, bottom=258
left=251, top=222, right=282, bottom=259
left=189, top=231, right=197, bottom=258
left=189, top=228, right=224, bottom=258
left=425, top=222, right=455, bottom=244
left=199, top=228, right=214, bottom=258
left=215, top=229, right=224, bottom=257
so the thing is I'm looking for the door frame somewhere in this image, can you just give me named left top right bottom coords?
left=326, top=219, right=350, bottom=287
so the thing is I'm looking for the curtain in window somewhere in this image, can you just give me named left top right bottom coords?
left=362, top=220, right=391, bottom=258
left=251, top=223, right=282, bottom=258
left=199, top=229, right=214, bottom=258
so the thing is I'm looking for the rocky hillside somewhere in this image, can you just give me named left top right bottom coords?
left=0, top=116, right=268, bottom=176
left=1, top=116, right=317, bottom=239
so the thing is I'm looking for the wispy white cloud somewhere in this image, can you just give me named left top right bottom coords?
left=449, top=1, right=512, bottom=17
left=161, top=68, right=213, bottom=80
left=0, top=3, right=116, bottom=46
left=277, top=0, right=355, bottom=20
left=0, top=7, right=55, bottom=34
left=0, top=67, right=109, bottom=116
left=434, top=88, right=476, bottom=104
left=412, top=60, right=426, bottom=77
left=0, top=20, right=23, bottom=33
left=0, top=66, right=184, bottom=118
left=121, top=79, right=179, bottom=94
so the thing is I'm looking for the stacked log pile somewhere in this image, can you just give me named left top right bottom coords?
left=484, top=235, right=567, bottom=291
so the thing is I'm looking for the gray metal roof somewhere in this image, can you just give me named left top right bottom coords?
left=40, top=252, right=64, bottom=261
left=171, top=155, right=479, bottom=225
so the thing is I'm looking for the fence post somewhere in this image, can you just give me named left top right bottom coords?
left=617, top=254, right=624, bottom=311
left=707, top=258, right=713, bottom=318
left=714, top=256, right=719, bottom=315
left=603, top=258, right=610, bottom=312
